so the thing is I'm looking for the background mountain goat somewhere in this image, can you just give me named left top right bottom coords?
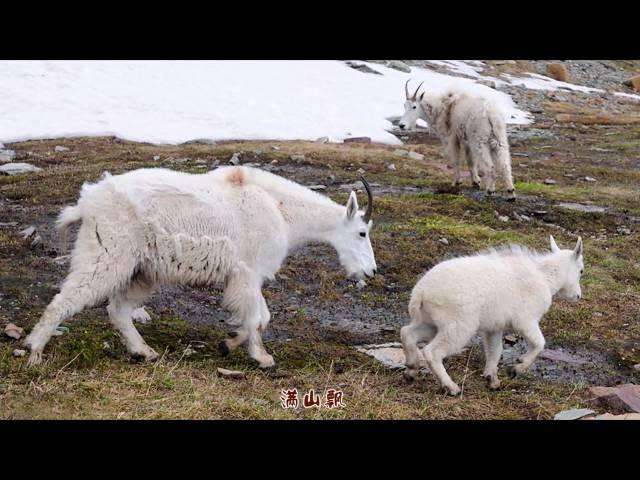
left=401, top=236, right=584, bottom=396
left=24, top=166, right=377, bottom=369
left=399, top=81, right=516, bottom=200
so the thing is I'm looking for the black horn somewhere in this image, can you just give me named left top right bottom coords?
left=360, top=176, right=373, bottom=223
left=412, top=81, right=424, bottom=101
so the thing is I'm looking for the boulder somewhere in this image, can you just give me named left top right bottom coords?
left=546, top=63, right=570, bottom=82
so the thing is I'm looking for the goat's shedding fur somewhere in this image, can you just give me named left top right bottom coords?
left=401, top=236, right=584, bottom=395
left=24, top=166, right=377, bottom=368
left=399, top=87, right=516, bottom=200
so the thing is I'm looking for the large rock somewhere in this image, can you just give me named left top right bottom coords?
left=554, top=408, right=595, bottom=420
left=387, top=60, right=411, bottom=73
left=589, top=384, right=640, bottom=413
left=546, top=63, right=570, bottom=82
left=0, top=163, right=42, bottom=176
left=344, top=137, right=371, bottom=144
left=623, top=75, right=640, bottom=92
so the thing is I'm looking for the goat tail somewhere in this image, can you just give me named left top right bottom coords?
left=56, top=204, right=82, bottom=253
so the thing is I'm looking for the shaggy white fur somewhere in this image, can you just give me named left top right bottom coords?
left=399, top=86, right=516, bottom=200
left=24, top=166, right=377, bottom=368
left=401, top=236, right=584, bottom=395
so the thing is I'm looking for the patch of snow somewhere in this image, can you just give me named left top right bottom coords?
left=0, top=60, right=532, bottom=146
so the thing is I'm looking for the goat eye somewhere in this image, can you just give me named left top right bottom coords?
left=412, top=106, right=417, bottom=110
left=359, top=232, right=366, bottom=238
left=580, top=269, right=584, bottom=274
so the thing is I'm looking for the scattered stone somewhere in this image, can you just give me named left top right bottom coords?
left=290, top=154, right=306, bottom=162
left=438, top=237, right=449, bottom=246
left=54, top=145, right=70, bottom=152
left=103, top=341, right=111, bottom=350
left=387, top=60, right=411, bottom=73
left=0, top=222, right=18, bottom=228
left=381, top=326, right=395, bottom=333
left=315, top=136, right=329, bottom=144
left=496, top=213, right=509, bottom=223
left=357, top=168, right=366, bottom=174
left=344, top=137, right=371, bottom=144
left=270, top=159, right=278, bottom=165
left=243, top=162, right=261, bottom=168
left=584, top=413, right=640, bottom=420
left=356, top=279, right=367, bottom=290
left=532, top=210, right=548, bottom=215
left=633, top=364, right=640, bottom=371
left=387, top=163, right=396, bottom=171
left=153, top=155, right=160, bottom=161
left=617, top=226, right=632, bottom=235
left=546, top=63, right=570, bottom=82
left=30, top=234, right=43, bottom=248
left=539, top=348, right=588, bottom=365
left=554, top=408, right=595, bottom=420
left=12, top=348, right=27, bottom=358
left=544, top=178, right=557, bottom=185
left=589, top=384, right=640, bottom=413
left=504, top=334, right=517, bottom=345
left=4, top=323, right=24, bottom=340
left=557, top=202, right=605, bottom=213
left=229, top=153, right=241, bottom=165
left=623, top=75, right=640, bottom=92
left=216, top=367, right=246, bottom=379
left=308, top=185, right=327, bottom=191
left=271, top=146, right=280, bottom=151
left=0, top=163, right=43, bottom=176
left=0, top=149, right=16, bottom=163
left=194, top=159, right=208, bottom=165
left=344, top=61, right=383, bottom=75
left=512, top=153, right=529, bottom=157
left=355, top=343, right=406, bottom=369
left=584, top=176, right=597, bottom=182
left=408, top=151, right=425, bottom=161
left=393, top=149, right=409, bottom=157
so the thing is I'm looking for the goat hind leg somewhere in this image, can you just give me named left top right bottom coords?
left=481, top=331, right=503, bottom=389
left=24, top=269, right=114, bottom=366
left=401, top=322, right=436, bottom=382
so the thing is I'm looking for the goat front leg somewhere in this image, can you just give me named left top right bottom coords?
left=220, top=264, right=275, bottom=369
left=446, top=139, right=463, bottom=187
left=507, top=322, right=545, bottom=378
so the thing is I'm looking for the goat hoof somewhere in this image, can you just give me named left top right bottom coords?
left=472, top=181, right=481, bottom=190
left=506, top=365, right=517, bottom=379
left=445, top=385, right=461, bottom=397
left=228, top=331, right=238, bottom=338
left=218, top=340, right=230, bottom=357
left=486, top=190, right=496, bottom=197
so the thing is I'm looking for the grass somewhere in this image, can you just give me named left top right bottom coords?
left=0, top=130, right=639, bottom=419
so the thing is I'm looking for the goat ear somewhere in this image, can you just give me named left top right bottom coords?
left=574, top=236, right=583, bottom=258
left=346, top=191, right=359, bottom=220
left=419, top=92, right=425, bottom=101
left=549, top=235, right=560, bottom=253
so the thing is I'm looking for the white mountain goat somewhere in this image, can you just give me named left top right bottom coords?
left=401, top=235, right=584, bottom=396
left=398, top=80, right=516, bottom=200
left=24, top=166, right=377, bottom=368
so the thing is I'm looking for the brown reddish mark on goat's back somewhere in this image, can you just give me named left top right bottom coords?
left=226, top=168, right=246, bottom=186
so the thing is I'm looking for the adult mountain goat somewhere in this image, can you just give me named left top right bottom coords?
left=398, top=81, right=516, bottom=200
left=401, top=236, right=584, bottom=395
left=24, top=166, right=377, bottom=368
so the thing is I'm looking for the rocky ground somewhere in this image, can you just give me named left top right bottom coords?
left=0, top=61, right=639, bottom=419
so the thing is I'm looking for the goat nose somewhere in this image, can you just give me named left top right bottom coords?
left=373, top=268, right=377, bottom=275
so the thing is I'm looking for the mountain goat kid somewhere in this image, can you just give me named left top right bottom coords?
left=24, top=166, right=377, bottom=369
left=401, top=235, right=584, bottom=395
left=399, top=81, right=516, bottom=201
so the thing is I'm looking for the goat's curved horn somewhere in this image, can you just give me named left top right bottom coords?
left=405, top=79, right=411, bottom=99
left=360, top=176, right=373, bottom=223
left=412, top=81, right=424, bottom=101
